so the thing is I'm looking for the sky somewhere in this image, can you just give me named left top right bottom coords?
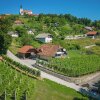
left=0, top=0, right=100, bottom=20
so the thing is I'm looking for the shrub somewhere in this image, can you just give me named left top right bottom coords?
left=95, top=42, right=100, bottom=46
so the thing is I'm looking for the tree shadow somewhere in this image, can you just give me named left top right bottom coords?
left=0, top=92, right=5, bottom=100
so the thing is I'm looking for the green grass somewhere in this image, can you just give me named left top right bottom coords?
left=68, top=50, right=82, bottom=58
left=86, top=46, right=100, bottom=55
left=9, top=38, right=21, bottom=55
left=0, top=61, right=89, bottom=100
left=31, top=79, right=88, bottom=100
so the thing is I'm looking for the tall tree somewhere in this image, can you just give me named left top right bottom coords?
left=0, top=16, right=12, bottom=54
left=0, top=32, right=12, bottom=54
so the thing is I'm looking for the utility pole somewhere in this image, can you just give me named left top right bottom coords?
left=14, top=90, right=16, bottom=100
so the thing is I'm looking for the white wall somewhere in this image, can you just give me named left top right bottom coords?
left=45, top=37, right=52, bottom=43
left=11, top=34, right=18, bottom=38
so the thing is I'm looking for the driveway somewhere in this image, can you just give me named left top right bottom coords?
left=21, top=59, right=36, bottom=67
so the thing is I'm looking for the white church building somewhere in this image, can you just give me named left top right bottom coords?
left=20, top=5, right=33, bottom=15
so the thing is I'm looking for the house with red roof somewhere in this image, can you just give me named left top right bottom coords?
left=18, top=45, right=37, bottom=59
left=37, top=44, right=67, bottom=59
left=18, top=44, right=67, bottom=60
left=86, top=31, right=99, bottom=39
left=14, top=20, right=23, bottom=25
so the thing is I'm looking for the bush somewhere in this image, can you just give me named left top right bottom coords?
left=95, top=42, right=100, bottom=46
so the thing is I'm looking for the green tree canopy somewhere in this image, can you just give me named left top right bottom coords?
left=15, top=26, right=27, bottom=37
left=0, top=32, right=12, bottom=54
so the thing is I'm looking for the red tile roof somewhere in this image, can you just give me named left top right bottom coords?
left=22, top=10, right=32, bottom=13
left=0, top=56, right=3, bottom=61
left=18, top=45, right=33, bottom=54
left=86, top=31, right=97, bottom=35
left=29, top=14, right=39, bottom=16
left=0, top=16, right=5, bottom=19
left=15, top=20, right=23, bottom=24
left=38, top=44, right=61, bottom=57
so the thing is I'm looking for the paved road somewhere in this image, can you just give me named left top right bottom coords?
left=7, top=50, right=100, bottom=99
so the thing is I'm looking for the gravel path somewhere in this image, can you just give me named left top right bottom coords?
left=7, top=50, right=100, bottom=99
left=85, top=45, right=96, bottom=49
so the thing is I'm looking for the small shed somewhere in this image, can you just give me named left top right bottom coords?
left=8, top=31, right=19, bottom=38
left=0, top=56, right=3, bottom=61
left=86, top=31, right=98, bottom=39
left=14, top=20, right=23, bottom=25
left=36, top=33, right=52, bottom=43
left=18, top=45, right=34, bottom=59
left=85, top=26, right=93, bottom=31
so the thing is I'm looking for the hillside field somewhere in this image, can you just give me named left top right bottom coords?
left=0, top=61, right=89, bottom=100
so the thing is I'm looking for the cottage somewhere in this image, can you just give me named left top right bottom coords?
left=37, top=44, right=67, bottom=59
left=36, top=33, right=52, bottom=43
left=0, top=15, right=5, bottom=19
left=18, top=45, right=36, bottom=59
left=0, top=56, right=3, bottom=61
left=86, top=31, right=98, bottom=39
left=85, top=26, right=93, bottom=31
left=8, top=31, right=19, bottom=38
left=27, top=30, right=34, bottom=35
left=14, top=20, right=23, bottom=25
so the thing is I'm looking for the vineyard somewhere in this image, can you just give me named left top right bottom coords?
left=0, top=61, right=35, bottom=100
left=38, top=55, right=100, bottom=77
left=0, top=61, right=89, bottom=100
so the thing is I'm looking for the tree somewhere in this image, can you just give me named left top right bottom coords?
left=78, top=18, right=92, bottom=26
left=72, top=24, right=83, bottom=34
left=15, top=27, right=27, bottom=37
left=0, top=16, right=12, bottom=54
left=92, top=20, right=100, bottom=29
left=0, top=32, right=12, bottom=54
left=20, top=34, right=33, bottom=46
left=60, top=25, right=72, bottom=36
left=0, top=16, right=12, bottom=33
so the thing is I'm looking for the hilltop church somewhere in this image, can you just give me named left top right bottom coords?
left=20, top=5, right=33, bottom=15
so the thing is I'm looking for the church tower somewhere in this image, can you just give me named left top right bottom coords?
left=20, top=5, right=23, bottom=15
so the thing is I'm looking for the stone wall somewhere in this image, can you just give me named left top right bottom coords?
left=35, top=64, right=100, bottom=85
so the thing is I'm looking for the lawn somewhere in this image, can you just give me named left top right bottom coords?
left=0, top=61, right=89, bottom=100
left=68, top=50, right=82, bottom=58
left=31, top=79, right=88, bottom=100
left=9, top=38, right=21, bottom=55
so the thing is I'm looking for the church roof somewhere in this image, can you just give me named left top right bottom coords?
left=22, top=10, right=32, bottom=13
